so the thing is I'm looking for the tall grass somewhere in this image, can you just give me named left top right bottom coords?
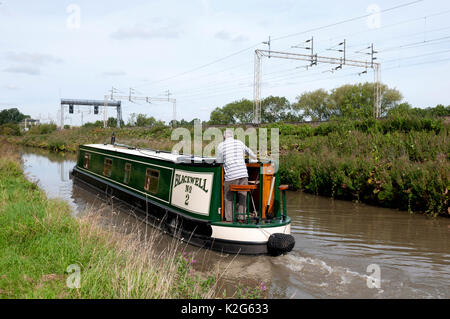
left=278, top=125, right=449, bottom=217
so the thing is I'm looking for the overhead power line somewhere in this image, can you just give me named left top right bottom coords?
left=133, top=44, right=260, bottom=89
left=177, top=45, right=450, bottom=101
left=381, top=35, right=450, bottom=52
left=245, top=56, right=450, bottom=92
left=187, top=26, right=450, bottom=97
left=178, top=48, right=450, bottom=105
left=324, top=8, right=450, bottom=44
left=271, top=0, right=424, bottom=42
left=176, top=32, right=450, bottom=101
left=130, top=0, right=424, bottom=91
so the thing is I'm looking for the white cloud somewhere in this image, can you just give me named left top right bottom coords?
left=111, top=22, right=181, bottom=40
left=232, top=35, right=249, bottom=43
left=214, top=30, right=231, bottom=40
left=214, top=30, right=249, bottom=43
left=5, top=52, right=62, bottom=66
left=3, top=66, right=41, bottom=76
left=4, top=84, right=20, bottom=90
left=102, top=71, right=127, bottom=77
left=0, top=1, right=11, bottom=17
left=200, top=0, right=211, bottom=16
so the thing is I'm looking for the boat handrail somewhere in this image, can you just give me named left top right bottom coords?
left=229, top=184, right=259, bottom=224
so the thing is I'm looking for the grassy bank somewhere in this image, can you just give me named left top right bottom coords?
left=3, top=115, right=449, bottom=217
left=0, top=145, right=263, bottom=298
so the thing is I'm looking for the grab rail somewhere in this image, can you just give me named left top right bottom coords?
left=229, top=184, right=257, bottom=224
left=279, top=185, right=289, bottom=221
left=229, top=184, right=290, bottom=224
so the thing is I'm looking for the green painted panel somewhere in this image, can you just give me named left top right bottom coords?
left=77, top=145, right=223, bottom=222
left=78, top=146, right=173, bottom=203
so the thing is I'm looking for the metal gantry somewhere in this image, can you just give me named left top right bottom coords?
left=60, top=98, right=122, bottom=128
left=103, top=90, right=177, bottom=128
left=253, top=40, right=381, bottom=123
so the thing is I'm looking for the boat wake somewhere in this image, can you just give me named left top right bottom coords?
left=272, top=252, right=385, bottom=298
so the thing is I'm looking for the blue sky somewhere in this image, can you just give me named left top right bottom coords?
left=1, top=0, right=449, bottom=125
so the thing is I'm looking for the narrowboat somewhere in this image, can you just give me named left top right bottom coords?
left=70, top=142, right=295, bottom=255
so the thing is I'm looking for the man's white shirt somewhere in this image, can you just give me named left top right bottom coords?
left=217, top=138, right=257, bottom=182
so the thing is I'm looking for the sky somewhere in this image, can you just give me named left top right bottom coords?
left=0, top=0, right=449, bottom=125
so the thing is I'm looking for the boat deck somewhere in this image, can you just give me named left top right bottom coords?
left=83, top=143, right=216, bottom=164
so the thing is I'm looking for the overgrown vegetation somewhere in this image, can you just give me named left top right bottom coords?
left=277, top=116, right=449, bottom=217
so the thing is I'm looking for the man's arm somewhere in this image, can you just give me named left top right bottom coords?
left=216, top=143, right=224, bottom=163
left=241, top=141, right=257, bottom=161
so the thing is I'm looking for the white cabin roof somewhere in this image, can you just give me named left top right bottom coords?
left=83, top=143, right=216, bottom=164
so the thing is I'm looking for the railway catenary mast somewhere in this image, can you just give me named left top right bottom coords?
left=253, top=38, right=381, bottom=124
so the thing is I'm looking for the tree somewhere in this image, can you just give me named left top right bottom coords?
left=388, top=103, right=450, bottom=118
left=209, top=99, right=253, bottom=124
left=292, top=89, right=333, bottom=121
left=209, top=107, right=231, bottom=124
left=261, top=96, right=302, bottom=122
left=127, top=113, right=164, bottom=127
left=0, top=108, right=30, bottom=125
left=106, top=117, right=125, bottom=128
left=429, top=104, right=450, bottom=117
left=209, top=96, right=302, bottom=124
left=386, top=102, right=413, bottom=117
left=293, top=83, right=403, bottom=121
left=330, top=82, right=402, bottom=119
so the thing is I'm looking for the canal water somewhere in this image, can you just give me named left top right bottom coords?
left=21, top=147, right=450, bottom=299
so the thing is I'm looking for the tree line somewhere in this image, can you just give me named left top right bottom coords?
left=0, top=108, right=30, bottom=125
left=208, top=82, right=449, bottom=124
left=1, top=82, right=449, bottom=131
left=0, top=108, right=31, bottom=135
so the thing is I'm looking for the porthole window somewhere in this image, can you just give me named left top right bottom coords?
left=144, top=168, right=159, bottom=194
left=103, top=158, right=113, bottom=177
left=83, top=153, right=91, bottom=169
left=124, top=163, right=132, bottom=184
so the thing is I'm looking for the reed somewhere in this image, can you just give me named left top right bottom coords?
left=278, top=125, right=449, bottom=217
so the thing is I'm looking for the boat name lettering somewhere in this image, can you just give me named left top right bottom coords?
left=174, top=174, right=209, bottom=193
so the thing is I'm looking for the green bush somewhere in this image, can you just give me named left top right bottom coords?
left=278, top=122, right=449, bottom=217
left=378, top=115, right=443, bottom=134
left=48, top=138, right=67, bottom=151
left=28, top=123, right=57, bottom=135
left=0, top=123, right=21, bottom=136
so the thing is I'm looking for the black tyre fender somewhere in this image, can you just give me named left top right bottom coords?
left=267, top=233, right=295, bottom=256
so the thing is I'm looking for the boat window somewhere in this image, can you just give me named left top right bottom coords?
left=124, top=163, right=132, bottom=184
left=83, top=153, right=91, bottom=169
left=144, top=168, right=159, bottom=194
left=103, top=158, right=113, bottom=177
